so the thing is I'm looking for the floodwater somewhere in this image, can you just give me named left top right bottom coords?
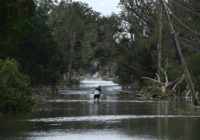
left=1, top=79, right=200, bottom=140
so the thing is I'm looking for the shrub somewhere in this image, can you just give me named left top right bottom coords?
left=141, top=86, right=163, bottom=99
left=187, top=54, right=200, bottom=91
left=0, top=59, right=34, bottom=112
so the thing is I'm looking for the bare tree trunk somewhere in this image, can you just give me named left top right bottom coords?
left=158, top=3, right=163, bottom=75
left=172, top=74, right=184, bottom=92
left=160, top=0, right=198, bottom=105
left=67, top=32, right=76, bottom=86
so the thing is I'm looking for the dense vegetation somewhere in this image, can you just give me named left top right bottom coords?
left=0, top=0, right=200, bottom=112
left=0, top=59, right=34, bottom=112
left=115, top=0, right=200, bottom=100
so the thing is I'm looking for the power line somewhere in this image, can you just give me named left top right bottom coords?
left=171, top=1, right=200, bottom=16
left=160, top=0, right=198, bottom=105
left=169, top=10, right=200, bottom=36
left=178, top=37, right=200, bottom=44
left=180, top=42, right=200, bottom=52
left=165, top=3, right=200, bottom=36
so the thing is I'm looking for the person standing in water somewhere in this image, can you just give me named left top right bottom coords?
left=94, top=85, right=101, bottom=101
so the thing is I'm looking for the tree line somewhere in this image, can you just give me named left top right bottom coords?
left=0, top=0, right=118, bottom=112
left=0, top=0, right=200, bottom=112
left=115, top=0, right=200, bottom=104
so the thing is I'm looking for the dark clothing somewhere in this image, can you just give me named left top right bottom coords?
left=94, top=86, right=101, bottom=100
left=95, top=86, right=101, bottom=92
left=94, top=94, right=100, bottom=100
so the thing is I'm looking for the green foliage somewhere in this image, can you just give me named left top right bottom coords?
left=0, top=0, right=35, bottom=59
left=93, top=15, right=119, bottom=65
left=0, top=0, right=64, bottom=86
left=167, top=64, right=182, bottom=81
left=0, top=0, right=198, bottom=96
left=113, top=0, right=160, bottom=88
left=70, top=77, right=80, bottom=86
left=0, top=59, right=34, bottom=112
left=141, top=78, right=163, bottom=98
left=115, top=36, right=157, bottom=88
left=19, top=6, right=64, bottom=86
left=114, top=0, right=200, bottom=93
left=49, top=1, right=101, bottom=73
left=187, top=54, right=200, bottom=91
left=141, top=86, right=163, bottom=99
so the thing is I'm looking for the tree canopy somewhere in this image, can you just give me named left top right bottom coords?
left=1, top=0, right=200, bottom=111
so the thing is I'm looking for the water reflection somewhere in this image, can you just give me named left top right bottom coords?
left=29, top=115, right=200, bottom=123
left=1, top=79, right=200, bottom=140
left=25, top=129, right=157, bottom=140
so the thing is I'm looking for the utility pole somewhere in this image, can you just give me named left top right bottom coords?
left=158, top=2, right=163, bottom=74
left=160, top=0, right=198, bottom=105
left=67, top=32, right=76, bottom=86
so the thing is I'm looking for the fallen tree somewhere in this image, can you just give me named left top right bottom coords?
left=141, top=64, right=186, bottom=99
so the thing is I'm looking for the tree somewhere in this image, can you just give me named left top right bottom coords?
left=114, top=0, right=158, bottom=88
left=18, top=3, right=63, bottom=86
left=0, top=59, right=34, bottom=112
left=49, top=1, right=102, bottom=84
left=0, top=0, right=35, bottom=59
left=91, top=14, right=119, bottom=76
left=116, top=0, right=200, bottom=101
left=0, top=0, right=64, bottom=86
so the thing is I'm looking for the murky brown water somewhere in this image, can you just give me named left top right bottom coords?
left=1, top=79, right=200, bottom=140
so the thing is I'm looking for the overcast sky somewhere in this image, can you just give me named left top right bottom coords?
left=73, top=0, right=121, bottom=16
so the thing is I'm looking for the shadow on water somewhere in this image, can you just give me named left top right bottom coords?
left=1, top=79, right=200, bottom=140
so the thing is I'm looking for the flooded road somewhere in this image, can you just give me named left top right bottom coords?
left=1, top=79, right=200, bottom=140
